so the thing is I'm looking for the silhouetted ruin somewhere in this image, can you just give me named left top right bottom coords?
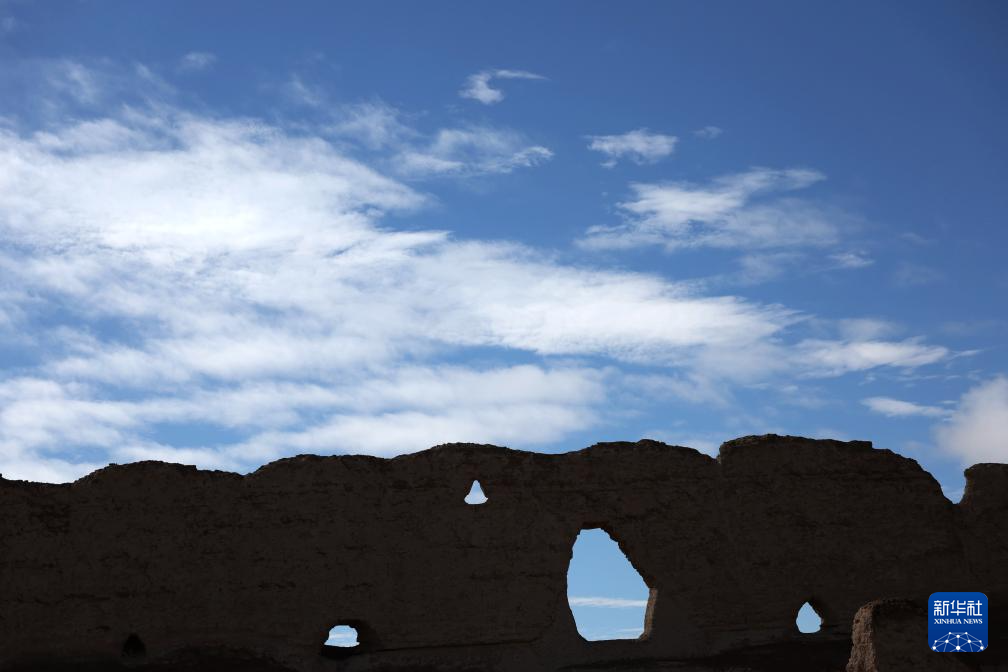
left=1, top=435, right=1005, bottom=671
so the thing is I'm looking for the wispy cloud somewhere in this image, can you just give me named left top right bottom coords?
left=731, top=252, right=801, bottom=285
left=459, top=69, right=545, bottom=105
left=837, top=318, right=900, bottom=341
left=893, top=261, right=943, bottom=287
left=284, top=90, right=551, bottom=179
left=795, top=339, right=948, bottom=376
left=829, top=251, right=874, bottom=269
left=0, top=61, right=954, bottom=482
left=580, top=168, right=840, bottom=252
left=694, top=125, right=723, bottom=139
left=286, top=73, right=325, bottom=107
left=45, top=60, right=105, bottom=105
left=862, top=396, right=950, bottom=418
left=935, top=377, right=1008, bottom=463
left=0, top=92, right=779, bottom=478
left=568, top=596, right=649, bottom=608
left=178, top=51, right=217, bottom=72
left=1, top=59, right=178, bottom=119
left=327, top=100, right=416, bottom=150
left=395, top=126, right=552, bottom=178
left=586, top=129, right=677, bottom=167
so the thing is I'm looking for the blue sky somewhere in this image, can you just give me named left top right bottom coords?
left=1, top=0, right=1006, bottom=641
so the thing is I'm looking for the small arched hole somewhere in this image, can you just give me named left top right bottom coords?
left=796, top=601, right=822, bottom=633
left=464, top=480, right=488, bottom=505
left=567, top=528, right=651, bottom=641
left=122, top=633, right=146, bottom=658
left=325, top=624, right=359, bottom=648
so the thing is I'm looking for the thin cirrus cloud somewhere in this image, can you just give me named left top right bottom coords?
left=862, top=396, right=951, bottom=418
left=178, top=51, right=217, bottom=72
left=694, top=125, right=723, bottom=139
left=829, top=251, right=874, bottom=269
left=282, top=87, right=553, bottom=178
left=459, top=69, right=545, bottom=105
left=394, top=126, right=553, bottom=178
left=586, top=128, right=678, bottom=167
left=0, top=60, right=955, bottom=482
left=580, top=168, right=841, bottom=252
left=326, top=101, right=417, bottom=150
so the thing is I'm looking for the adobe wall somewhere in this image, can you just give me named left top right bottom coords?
left=1, top=434, right=1005, bottom=671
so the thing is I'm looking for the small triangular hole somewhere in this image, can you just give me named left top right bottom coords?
left=464, top=480, right=488, bottom=505
left=796, top=601, right=822, bottom=633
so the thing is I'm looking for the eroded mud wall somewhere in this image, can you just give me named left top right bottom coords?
left=1, top=435, right=1005, bottom=671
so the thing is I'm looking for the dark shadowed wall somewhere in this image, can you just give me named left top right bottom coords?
left=1, top=435, right=1005, bottom=672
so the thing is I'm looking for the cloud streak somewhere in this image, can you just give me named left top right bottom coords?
left=395, top=126, right=553, bottom=178
left=459, top=69, right=545, bottom=105
left=694, top=126, right=723, bottom=139
left=580, top=168, right=841, bottom=252
left=862, top=396, right=950, bottom=418
left=178, top=52, right=217, bottom=72
left=586, top=129, right=677, bottom=167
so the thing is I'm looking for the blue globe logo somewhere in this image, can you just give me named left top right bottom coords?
left=932, top=632, right=985, bottom=652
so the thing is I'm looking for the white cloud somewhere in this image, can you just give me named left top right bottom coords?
left=395, top=126, right=552, bottom=178
left=0, top=60, right=178, bottom=121
left=46, top=60, right=104, bottom=105
left=0, top=100, right=787, bottom=479
left=829, top=251, right=874, bottom=269
left=795, top=339, right=948, bottom=376
left=694, top=126, right=723, bottom=139
left=580, top=168, right=839, bottom=252
left=568, top=596, right=649, bottom=608
left=311, top=98, right=551, bottom=178
left=0, top=114, right=423, bottom=253
left=935, top=377, right=1008, bottom=463
left=286, top=74, right=325, bottom=107
left=178, top=51, right=217, bottom=72
left=586, top=129, right=677, bottom=167
left=459, top=69, right=545, bottom=105
left=732, top=252, right=800, bottom=285
left=837, top=318, right=899, bottom=341
left=327, top=101, right=416, bottom=150
left=862, top=396, right=950, bottom=418
left=0, top=63, right=954, bottom=482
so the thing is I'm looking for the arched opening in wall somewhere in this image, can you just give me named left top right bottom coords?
left=320, top=624, right=360, bottom=658
left=464, top=479, right=488, bottom=505
left=122, top=633, right=146, bottom=659
left=796, top=601, right=823, bottom=633
left=566, top=528, right=652, bottom=641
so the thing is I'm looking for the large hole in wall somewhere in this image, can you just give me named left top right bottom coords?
left=796, top=601, right=823, bottom=633
left=566, top=528, right=651, bottom=641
